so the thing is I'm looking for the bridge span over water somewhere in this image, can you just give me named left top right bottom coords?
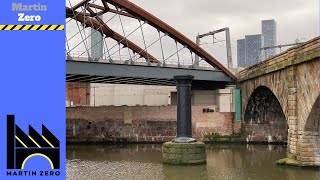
left=66, top=0, right=236, bottom=90
left=66, top=59, right=235, bottom=89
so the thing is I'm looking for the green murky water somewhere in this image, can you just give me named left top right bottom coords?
left=66, top=144, right=320, bottom=180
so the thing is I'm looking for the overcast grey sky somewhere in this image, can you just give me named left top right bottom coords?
left=129, top=0, right=319, bottom=66
left=67, top=0, right=319, bottom=67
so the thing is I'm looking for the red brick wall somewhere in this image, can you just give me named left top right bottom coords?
left=66, top=106, right=240, bottom=142
left=66, top=82, right=90, bottom=106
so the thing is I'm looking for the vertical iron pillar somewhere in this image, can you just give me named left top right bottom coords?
left=172, top=75, right=196, bottom=143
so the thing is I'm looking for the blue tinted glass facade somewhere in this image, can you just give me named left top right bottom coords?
left=237, top=39, right=246, bottom=67
left=245, top=34, right=262, bottom=67
left=262, top=19, right=277, bottom=59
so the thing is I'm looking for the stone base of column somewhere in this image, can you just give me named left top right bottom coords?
left=276, top=153, right=320, bottom=167
left=276, top=153, right=300, bottom=167
left=162, top=141, right=206, bottom=165
left=172, top=137, right=196, bottom=143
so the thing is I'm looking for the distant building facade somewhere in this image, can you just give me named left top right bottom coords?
left=237, top=39, right=246, bottom=67
left=91, top=16, right=103, bottom=61
left=245, top=34, right=263, bottom=66
left=65, top=83, right=234, bottom=112
left=237, top=34, right=263, bottom=67
left=262, top=19, right=277, bottom=59
left=237, top=19, right=277, bottom=67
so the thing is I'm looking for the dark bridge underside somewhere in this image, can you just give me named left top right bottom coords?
left=66, top=61, right=235, bottom=90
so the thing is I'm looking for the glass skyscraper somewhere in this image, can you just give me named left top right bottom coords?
left=237, top=39, right=246, bottom=67
left=262, top=19, right=277, bottom=59
left=245, top=34, right=263, bottom=67
left=237, top=35, right=262, bottom=67
left=91, top=16, right=104, bottom=61
left=237, top=19, right=277, bottom=67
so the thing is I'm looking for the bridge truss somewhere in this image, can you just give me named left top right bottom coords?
left=66, top=0, right=236, bottom=86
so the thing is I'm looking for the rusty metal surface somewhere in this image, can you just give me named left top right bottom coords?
left=66, top=7, right=158, bottom=63
left=85, top=3, right=136, bottom=18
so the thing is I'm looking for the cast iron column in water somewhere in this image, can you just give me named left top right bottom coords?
left=173, top=75, right=196, bottom=143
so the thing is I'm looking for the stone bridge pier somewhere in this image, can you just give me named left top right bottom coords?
left=239, top=37, right=320, bottom=167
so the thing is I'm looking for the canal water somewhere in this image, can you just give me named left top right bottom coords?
left=67, top=144, right=320, bottom=180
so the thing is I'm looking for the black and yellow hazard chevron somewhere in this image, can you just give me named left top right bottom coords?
left=0, top=24, right=64, bottom=31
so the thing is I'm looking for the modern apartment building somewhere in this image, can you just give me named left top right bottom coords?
left=245, top=34, right=263, bottom=66
left=91, top=16, right=104, bottom=61
left=237, top=39, right=246, bottom=67
left=262, top=19, right=277, bottom=59
left=237, top=19, right=277, bottom=67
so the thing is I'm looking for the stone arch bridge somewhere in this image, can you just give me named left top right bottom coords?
left=239, top=37, right=320, bottom=166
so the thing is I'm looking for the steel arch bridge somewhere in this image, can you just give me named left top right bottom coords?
left=66, top=0, right=236, bottom=89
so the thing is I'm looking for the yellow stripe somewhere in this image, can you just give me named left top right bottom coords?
left=5, top=25, right=14, bottom=30
left=48, top=25, right=57, bottom=30
left=40, top=25, right=49, bottom=30
left=56, top=25, right=64, bottom=30
left=31, top=25, right=40, bottom=30
left=21, top=153, right=54, bottom=169
left=42, top=135, right=55, bottom=148
left=0, top=24, right=64, bottom=30
left=13, top=25, right=23, bottom=30
left=22, top=25, right=31, bottom=30
left=29, top=136, right=41, bottom=148
left=15, top=136, right=28, bottom=148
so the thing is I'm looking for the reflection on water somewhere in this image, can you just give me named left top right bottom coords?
left=67, top=144, right=320, bottom=180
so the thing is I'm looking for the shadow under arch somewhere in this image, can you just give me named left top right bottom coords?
left=244, top=86, right=287, bottom=142
left=21, top=153, right=54, bottom=169
left=304, top=95, right=320, bottom=132
left=301, top=95, right=320, bottom=165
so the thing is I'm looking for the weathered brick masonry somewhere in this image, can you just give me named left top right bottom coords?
left=66, top=82, right=90, bottom=106
left=66, top=106, right=240, bottom=142
left=239, top=36, right=320, bottom=166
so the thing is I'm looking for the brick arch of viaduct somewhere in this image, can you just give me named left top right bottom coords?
left=239, top=37, right=320, bottom=166
left=241, top=55, right=320, bottom=128
left=240, top=68, right=289, bottom=122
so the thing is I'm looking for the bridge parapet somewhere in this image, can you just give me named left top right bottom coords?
left=68, top=56, right=215, bottom=71
left=239, top=36, right=320, bottom=82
